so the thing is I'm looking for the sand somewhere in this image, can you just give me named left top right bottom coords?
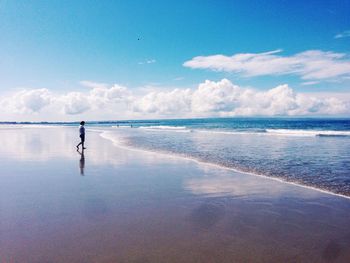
left=0, top=126, right=350, bottom=263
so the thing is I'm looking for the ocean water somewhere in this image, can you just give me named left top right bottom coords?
left=3, top=118, right=350, bottom=196
left=96, top=118, right=350, bottom=197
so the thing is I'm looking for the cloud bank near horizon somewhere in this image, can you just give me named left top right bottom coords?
left=0, top=79, right=349, bottom=121
left=183, top=50, right=350, bottom=82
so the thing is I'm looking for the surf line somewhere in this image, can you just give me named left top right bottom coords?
left=99, top=129, right=350, bottom=201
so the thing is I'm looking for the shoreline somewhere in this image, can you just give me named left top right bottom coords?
left=0, top=124, right=348, bottom=200
left=99, top=129, right=350, bottom=201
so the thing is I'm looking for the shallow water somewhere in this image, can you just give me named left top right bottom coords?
left=98, top=118, right=350, bottom=197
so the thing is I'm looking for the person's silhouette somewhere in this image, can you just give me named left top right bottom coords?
left=76, top=121, right=86, bottom=150
left=77, top=149, right=85, bottom=175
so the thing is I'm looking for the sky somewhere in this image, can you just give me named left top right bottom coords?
left=0, top=0, right=349, bottom=121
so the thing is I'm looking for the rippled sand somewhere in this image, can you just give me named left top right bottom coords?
left=0, top=127, right=350, bottom=262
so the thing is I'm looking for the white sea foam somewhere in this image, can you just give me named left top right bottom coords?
left=138, top=125, right=191, bottom=133
left=195, top=129, right=264, bottom=136
left=155, top=126, right=350, bottom=137
left=115, top=124, right=350, bottom=137
left=194, top=128, right=350, bottom=137
left=100, top=130, right=129, bottom=145
left=265, top=129, right=350, bottom=137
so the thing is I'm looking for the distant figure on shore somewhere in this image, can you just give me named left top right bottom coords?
left=76, top=121, right=86, bottom=150
left=77, top=149, right=85, bottom=175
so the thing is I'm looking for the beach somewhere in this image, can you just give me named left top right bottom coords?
left=1, top=126, right=350, bottom=262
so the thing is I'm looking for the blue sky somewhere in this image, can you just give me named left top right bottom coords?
left=0, top=0, right=349, bottom=120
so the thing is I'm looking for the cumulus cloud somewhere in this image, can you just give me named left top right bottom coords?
left=0, top=83, right=131, bottom=118
left=132, top=88, right=192, bottom=115
left=0, top=79, right=349, bottom=120
left=1, top=88, right=52, bottom=113
left=192, top=79, right=241, bottom=113
left=132, top=79, right=350, bottom=117
left=183, top=50, right=350, bottom=81
left=61, top=92, right=90, bottom=115
left=88, top=84, right=131, bottom=108
left=335, top=30, right=350, bottom=39
left=59, top=83, right=131, bottom=115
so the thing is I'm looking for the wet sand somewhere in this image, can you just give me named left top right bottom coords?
left=0, top=127, right=350, bottom=262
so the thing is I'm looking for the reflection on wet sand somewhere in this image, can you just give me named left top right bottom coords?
left=184, top=170, right=323, bottom=199
left=0, top=127, right=173, bottom=167
left=0, top=127, right=350, bottom=262
left=77, top=149, right=85, bottom=175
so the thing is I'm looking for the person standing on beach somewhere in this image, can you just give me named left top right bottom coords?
left=76, top=121, right=86, bottom=150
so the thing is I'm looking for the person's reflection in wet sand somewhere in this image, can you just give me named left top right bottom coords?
left=77, top=149, right=85, bottom=175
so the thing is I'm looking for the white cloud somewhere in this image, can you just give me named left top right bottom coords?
left=183, top=50, right=350, bottom=81
left=133, top=79, right=349, bottom=117
left=0, top=79, right=349, bottom=120
left=61, top=92, right=90, bottom=115
left=192, top=79, right=241, bottom=113
left=192, top=79, right=350, bottom=116
left=335, top=30, right=350, bottom=39
left=88, top=84, right=131, bottom=109
left=80, top=80, right=108, bottom=89
left=138, top=59, right=156, bottom=65
left=301, top=81, right=320, bottom=86
left=59, top=83, right=131, bottom=115
left=192, top=80, right=297, bottom=116
left=1, top=88, right=52, bottom=113
left=132, top=88, right=192, bottom=115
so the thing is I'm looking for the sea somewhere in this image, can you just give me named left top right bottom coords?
left=4, top=118, right=350, bottom=197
